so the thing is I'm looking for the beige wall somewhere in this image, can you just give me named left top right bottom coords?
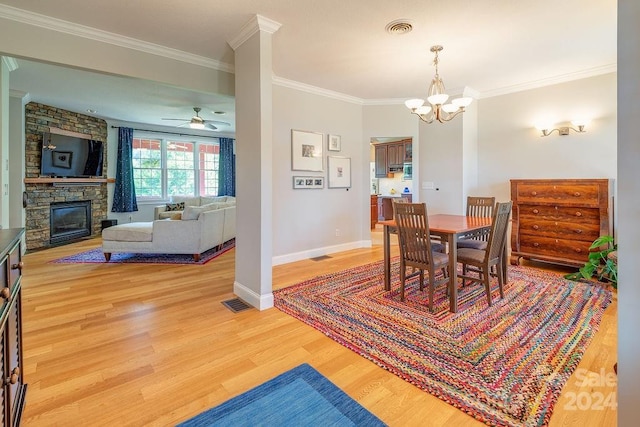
left=478, top=73, right=617, bottom=206
left=272, top=84, right=364, bottom=262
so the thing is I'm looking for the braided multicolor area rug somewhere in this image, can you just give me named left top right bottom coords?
left=273, top=258, right=612, bottom=427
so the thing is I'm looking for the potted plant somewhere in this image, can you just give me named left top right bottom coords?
left=564, top=235, right=617, bottom=289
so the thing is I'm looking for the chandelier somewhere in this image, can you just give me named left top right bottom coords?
left=405, top=45, right=473, bottom=123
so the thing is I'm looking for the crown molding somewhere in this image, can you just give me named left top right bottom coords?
left=273, top=76, right=363, bottom=105
left=0, top=4, right=234, bottom=73
left=228, top=14, right=282, bottom=51
left=9, top=89, right=29, bottom=102
left=479, top=63, right=617, bottom=99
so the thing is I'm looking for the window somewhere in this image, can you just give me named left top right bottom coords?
left=132, top=138, right=162, bottom=198
left=132, top=134, right=220, bottom=200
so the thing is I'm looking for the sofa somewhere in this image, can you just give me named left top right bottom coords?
left=102, top=203, right=236, bottom=262
left=154, top=195, right=235, bottom=220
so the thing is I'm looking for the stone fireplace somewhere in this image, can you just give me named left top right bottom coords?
left=24, top=102, right=109, bottom=250
left=49, top=201, right=92, bottom=245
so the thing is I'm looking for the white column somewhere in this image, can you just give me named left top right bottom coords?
left=618, top=0, right=640, bottom=423
left=228, top=15, right=281, bottom=310
left=0, top=57, right=18, bottom=229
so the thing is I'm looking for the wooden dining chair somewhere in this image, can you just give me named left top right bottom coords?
left=457, top=196, right=495, bottom=250
left=393, top=202, right=449, bottom=311
left=456, top=201, right=512, bottom=306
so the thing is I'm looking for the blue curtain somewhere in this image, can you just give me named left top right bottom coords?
left=218, top=138, right=236, bottom=196
left=112, top=127, right=138, bottom=212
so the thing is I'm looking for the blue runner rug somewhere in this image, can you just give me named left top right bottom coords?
left=178, top=363, right=386, bottom=426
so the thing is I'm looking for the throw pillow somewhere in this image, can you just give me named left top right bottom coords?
left=181, top=206, right=200, bottom=221
left=170, top=212, right=182, bottom=220
left=165, top=202, right=185, bottom=212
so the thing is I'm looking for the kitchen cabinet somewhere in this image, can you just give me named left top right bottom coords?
left=370, top=195, right=378, bottom=229
left=510, top=179, right=613, bottom=267
left=387, top=143, right=404, bottom=169
left=373, top=139, right=412, bottom=177
left=374, top=145, right=388, bottom=178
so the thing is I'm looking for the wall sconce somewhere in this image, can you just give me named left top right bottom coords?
left=537, top=120, right=588, bottom=137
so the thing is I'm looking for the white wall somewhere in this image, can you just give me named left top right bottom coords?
left=478, top=73, right=617, bottom=205
left=272, top=85, right=364, bottom=262
left=418, top=113, right=465, bottom=214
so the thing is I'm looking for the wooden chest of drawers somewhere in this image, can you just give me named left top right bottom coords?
left=510, top=179, right=613, bottom=267
left=0, top=229, right=26, bottom=427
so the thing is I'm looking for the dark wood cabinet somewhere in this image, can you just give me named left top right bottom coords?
left=387, top=143, right=404, bottom=169
left=373, top=139, right=412, bottom=177
left=374, top=145, right=388, bottom=178
left=0, top=228, right=26, bottom=427
left=510, top=179, right=613, bottom=267
left=370, top=195, right=378, bottom=229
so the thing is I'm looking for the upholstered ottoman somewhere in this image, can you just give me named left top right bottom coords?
left=101, top=222, right=154, bottom=261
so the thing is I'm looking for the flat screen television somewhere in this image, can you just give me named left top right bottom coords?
left=40, top=132, right=104, bottom=178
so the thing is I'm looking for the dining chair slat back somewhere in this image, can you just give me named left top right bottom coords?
left=486, top=201, right=513, bottom=263
left=456, top=201, right=513, bottom=306
left=393, top=202, right=450, bottom=311
left=457, top=196, right=496, bottom=250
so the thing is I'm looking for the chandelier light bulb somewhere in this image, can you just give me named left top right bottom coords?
left=441, top=103, right=459, bottom=113
left=405, top=99, right=425, bottom=110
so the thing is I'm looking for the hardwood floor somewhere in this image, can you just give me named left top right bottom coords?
left=20, top=231, right=617, bottom=426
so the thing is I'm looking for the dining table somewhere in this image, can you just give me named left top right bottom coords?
left=379, top=214, right=493, bottom=313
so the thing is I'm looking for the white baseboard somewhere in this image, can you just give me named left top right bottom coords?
left=232, top=239, right=373, bottom=309
left=272, top=239, right=372, bottom=266
left=233, top=281, right=273, bottom=310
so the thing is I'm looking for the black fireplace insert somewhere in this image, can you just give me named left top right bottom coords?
left=50, top=200, right=92, bottom=245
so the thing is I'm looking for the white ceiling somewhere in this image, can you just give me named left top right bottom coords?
left=2, top=0, right=617, bottom=133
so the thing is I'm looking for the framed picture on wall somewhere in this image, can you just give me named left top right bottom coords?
left=327, top=156, right=351, bottom=188
left=293, top=176, right=324, bottom=189
left=52, top=151, right=73, bottom=168
left=328, top=134, right=341, bottom=151
left=291, top=129, right=323, bottom=171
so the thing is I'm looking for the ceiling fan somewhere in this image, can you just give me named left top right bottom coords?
left=162, top=107, right=230, bottom=131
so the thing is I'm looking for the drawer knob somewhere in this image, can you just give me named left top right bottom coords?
left=575, top=211, right=582, bottom=217
left=533, top=242, right=540, bottom=247
left=574, top=192, right=581, bottom=197
left=4, top=367, right=19, bottom=386
left=11, top=261, right=24, bottom=271
left=532, top=209, right=539, bottom=214
left=575, top=248, right=582, bottom=253
left=0, top=287, right=9, bottom=300
left=531, top=191, right=537, bottom=196
left=533, top=225, right=539, bottom=230
left=575, top=229, right=583, bottom=234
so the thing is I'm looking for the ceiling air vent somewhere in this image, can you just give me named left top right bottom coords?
left=385, top=19, right=413, bottom=35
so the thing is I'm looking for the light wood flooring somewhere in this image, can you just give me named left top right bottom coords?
left=20, top=229, right=617, bottom=426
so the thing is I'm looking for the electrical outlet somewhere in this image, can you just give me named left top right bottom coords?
left=335, top=228, right=340, bottom=237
